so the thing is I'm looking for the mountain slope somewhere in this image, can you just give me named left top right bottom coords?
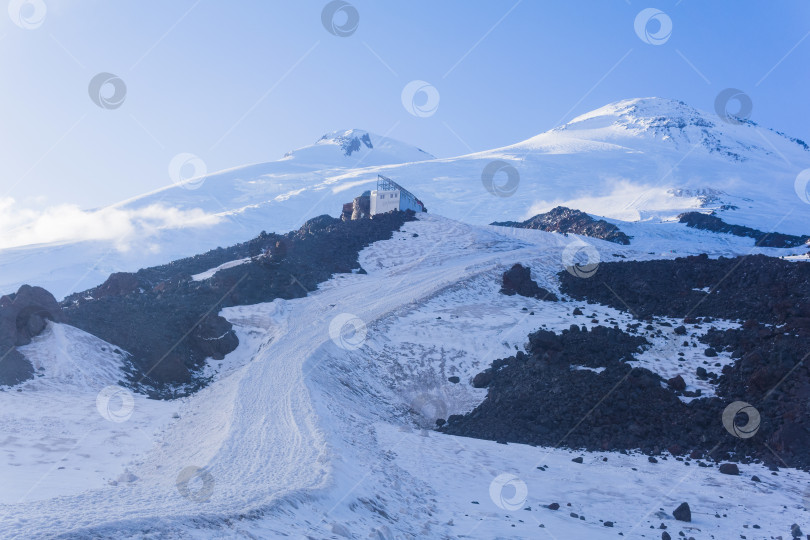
left=2, top=215, right=808, bottom=538
left=0, top=97, right=808, bottom=298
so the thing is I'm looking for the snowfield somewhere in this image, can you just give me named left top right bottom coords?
left=1, top=98, right=809, bottom=299
left=1, top=214, right=808, bottom=539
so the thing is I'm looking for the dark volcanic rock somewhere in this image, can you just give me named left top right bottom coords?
left=672, top=502, right=691, bottom=522
left=94, top=272, right=142, bottom=298
left=500, top=264, right=558, bottom=301
left=667, top=375, right=686, bottom=391
left=0, top=349, right=35, bottom=386
left=1, top=285, right=65, bottom=346
left=62, top=211, right=414, bottom=397
left=718, top=463, right=739, bottom=475
left=559, top=253, right=810, bottom=468
left=0, top=285, right=65, bottom=386
left=441, top=325, right=732, bottom=453
left=559, top=254, right=810, bottom=325
left=678, top=211, right=809, bottom=248
left=492, top=206, right=631, bottom=245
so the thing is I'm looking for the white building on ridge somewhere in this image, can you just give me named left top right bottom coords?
left=370, top=175, right=427, bottom=216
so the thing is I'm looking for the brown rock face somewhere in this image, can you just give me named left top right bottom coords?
left=94, top=272, right=141, bottom=298
left=351, top=193, right=371, bottom=220
left=0, top=285, right=65, bottom=385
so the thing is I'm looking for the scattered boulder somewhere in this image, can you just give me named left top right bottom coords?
left=667, top=375, right=686, bottom=392
left=672, top=502, right=691, bottom=522
left=500, top=264, right=558, bottom=301
left=718, top=463, right=739, bottom=475
left=472, top=371, right=493, bottom=388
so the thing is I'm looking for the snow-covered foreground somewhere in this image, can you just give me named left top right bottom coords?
left=1, top=215, right=808, bottom=539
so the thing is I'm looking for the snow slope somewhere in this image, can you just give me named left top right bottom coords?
left=2, top=215, right=808, bottom=539
left=1, top=97, right=808, bottom=299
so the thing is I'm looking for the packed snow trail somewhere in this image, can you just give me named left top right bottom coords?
left=0, top=215, right=552, bottom=537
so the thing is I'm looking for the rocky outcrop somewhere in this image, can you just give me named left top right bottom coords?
left=500, top=264, right=558, bottom=301
left=491, top=206, right=631, bottom=245
left=351, top=192, right=371, bottom=220
left=93, top=272, right=142, bottom=298
left=678, top=212, right=809, bottom=248
left=62, top=210, right=415, bottom=397
left=441, top=325, right=730, bottom=453
left=0, top=285, right=65, bottom=386
left=559, top=253, right=810, bottom=324
left=554, top=254, right=810, bottom=468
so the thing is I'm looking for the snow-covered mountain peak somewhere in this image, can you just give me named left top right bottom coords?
left=561, top=97, right=722, bottom=141
left=567, top=97, right=704, bottom=127
left=546, top=96, right=808, bottom=162
left=317, top=128, right=375, bottom=155
left=281, top=128, right=435, bottom=167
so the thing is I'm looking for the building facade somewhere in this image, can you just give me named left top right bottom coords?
left=369, top=175, right=426, bottom=216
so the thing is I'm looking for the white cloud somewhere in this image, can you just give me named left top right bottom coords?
left=523, top=178, right=699, bottom=222
left=0, top=199, right=221, bottom=251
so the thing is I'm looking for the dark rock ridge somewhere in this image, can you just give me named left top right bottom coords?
left=559, top=253, right=810, bottom=324
left=443, top=325, right=730, bottom=453
left=500, top=264, right=558, bottom=301
left=678, top=211, right=809, bottom=248
left=62, top=211, right=415, bottom=398
left=491, top=206, right=631, bottom=245
left=440, top=320, right=809, bottom=467
left=0, top=285, right=65, bottom=386
left=556, top=254, right=810, bottom=468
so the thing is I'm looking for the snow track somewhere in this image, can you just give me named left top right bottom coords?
left=2, top=214, right=808, bottom=539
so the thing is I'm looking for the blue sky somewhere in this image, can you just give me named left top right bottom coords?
left=1, top=0, right=809, bottom=209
